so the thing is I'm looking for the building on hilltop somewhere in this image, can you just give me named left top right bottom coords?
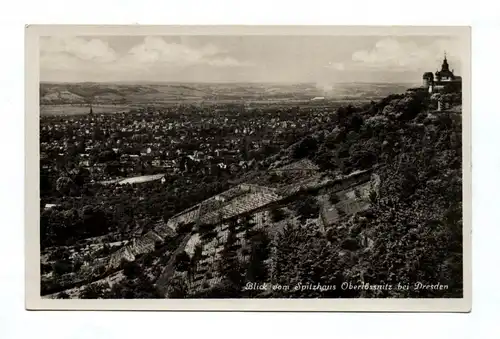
left=422, top=52, right=462, bottom=94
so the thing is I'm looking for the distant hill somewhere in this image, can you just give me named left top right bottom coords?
left=40, top=83, right=160, bottom=105
left=40, top=82, right=416, bottom=106
left=41, top=90, right=86, bottom=104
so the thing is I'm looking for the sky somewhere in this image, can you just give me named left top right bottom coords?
left=39, top=35, right=464, bottom=84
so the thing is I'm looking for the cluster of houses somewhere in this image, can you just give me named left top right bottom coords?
left=40, top=102, right=338, bottom=186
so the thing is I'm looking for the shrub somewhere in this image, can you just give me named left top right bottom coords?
left=49, top=247, right=71, bottom=261
left=80, top=283, right=107, bottom=299
left=174, top=251, right=191, bottom=272
left=104, top=277, right=162, bottom=299
left=270, top=207, right=286, bottom=222
left=341, top=238, right=359, bottom=251
left=40, top=280, right=63, bottom=295
left=154, top=240, right=163, bottom=251
left=40, top=263, right=52, bottom=275
left=348, top=114, right=364, bottom=133
left=73, top=260, right=83, bottom=272
left=143, top=254, right=155, bottom=267
left=200, top=229, right=217, bottom=241
left=269, top=172, right=282, bottom=184
left=296, top=196, right=320, bottom=220
left=292, top=136, right=318, bottom=159
left=122, top=260, right=142, bottom=278
left=167, top=277, right=188, bottom=298
left=325, top=228, right=338, bottom=243
left=177, top=222, right=193, bottom=235
left=198, top=223, right=216, bottom=234
left=196, top=279, right=242, bottom=298
left=57, top=291, right=70, bottom=299
left=52, top=260, right=73, bottom=276
left=329, top=193, right=340, bottom=204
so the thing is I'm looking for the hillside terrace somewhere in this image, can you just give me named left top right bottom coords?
left=165, top=183, right=280, bottom=230
left=268, top=158, right=320, bottom=172
left=48, top=165, right=373, bottom=269
left=155, top=167, right=378, bottom=295
left=108, top=220, right=176, bottom=269
left=45, top=166, right=379, bottom=298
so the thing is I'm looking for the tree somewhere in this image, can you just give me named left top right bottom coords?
left=348, top=114, right=364, bottom=133
left=105, top=276, right=163, bottom=299
left=188, top=244, right=203, bottom=281
left=122, top=260, right=142, bottom=278
left=329, top=192, right=340, bottom=204
left=292, top=136, right=318, bottom=159
left=167, top=276, right=188, bottom=298
left=314, top=146, right=336, bottom=172
left=273, top=224, right=355, bottom=298
left=57, top=291, right=70, bottom=299
left=218, top=228, right=243, bottom=287
left=341, top=238, right=360, bottom=251
left=268, top=172, right=282, bottom=184
left=80, top=205, right=110, bottom=238
left=336, top=106, right=349, bottom=126
left=73, top=167, right=91, bottom=186
left=174, top=251, right=191, bottom=272
left=245, top=229, right=271, bottom=285
left=55, top=176, right=74, bottom=195
left=154, top=240, right=163, bottom=251
left=81, top=283, right=107, bottom=299
left=52, top=259, right=73, bottom=276
left=40, top=263, right=52, bottom=275
left=324, top=131, right=340, bottom=149
left=105, top=161, right=122, bottom=177
left=177, top=222, right=193, bottom=235
left=296, top=196, right=320, bottom=220
left=191, top=278, right=241, bottom=298
left=270, top=207, right=286, bottom=222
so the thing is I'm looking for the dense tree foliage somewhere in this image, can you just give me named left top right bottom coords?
left=270, top=207, right=287, bottom=222
left=292, top=136, right=318, bottom=160
left=272, top=90, right=462, bottom=298
left=245, top=229, right=271, bottom=285
left=295, top=195, right=320, bottom=221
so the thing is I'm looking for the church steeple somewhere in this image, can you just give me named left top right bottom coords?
left=441, top=51, right=450, bottom=72
left=424, top=50, right=461, bottom=93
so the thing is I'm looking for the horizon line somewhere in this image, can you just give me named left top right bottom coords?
left=40, top=80, right=420, bottom=85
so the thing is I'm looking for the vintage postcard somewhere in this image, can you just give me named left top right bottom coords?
left=25, top=25, right=471, bottom=311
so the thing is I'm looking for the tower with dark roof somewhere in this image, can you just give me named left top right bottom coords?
left=423, top=52, right=461, bottom=93
left=435, top=52, right=455, bottom=82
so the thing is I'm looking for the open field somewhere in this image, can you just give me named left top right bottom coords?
left=40, top=104, right=134, bottom=116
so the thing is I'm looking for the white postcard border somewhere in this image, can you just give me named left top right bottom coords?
left=25, top=25, right=472, bottom=312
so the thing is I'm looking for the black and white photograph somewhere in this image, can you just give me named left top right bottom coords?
left=25, top=25, right=471, bottom=311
